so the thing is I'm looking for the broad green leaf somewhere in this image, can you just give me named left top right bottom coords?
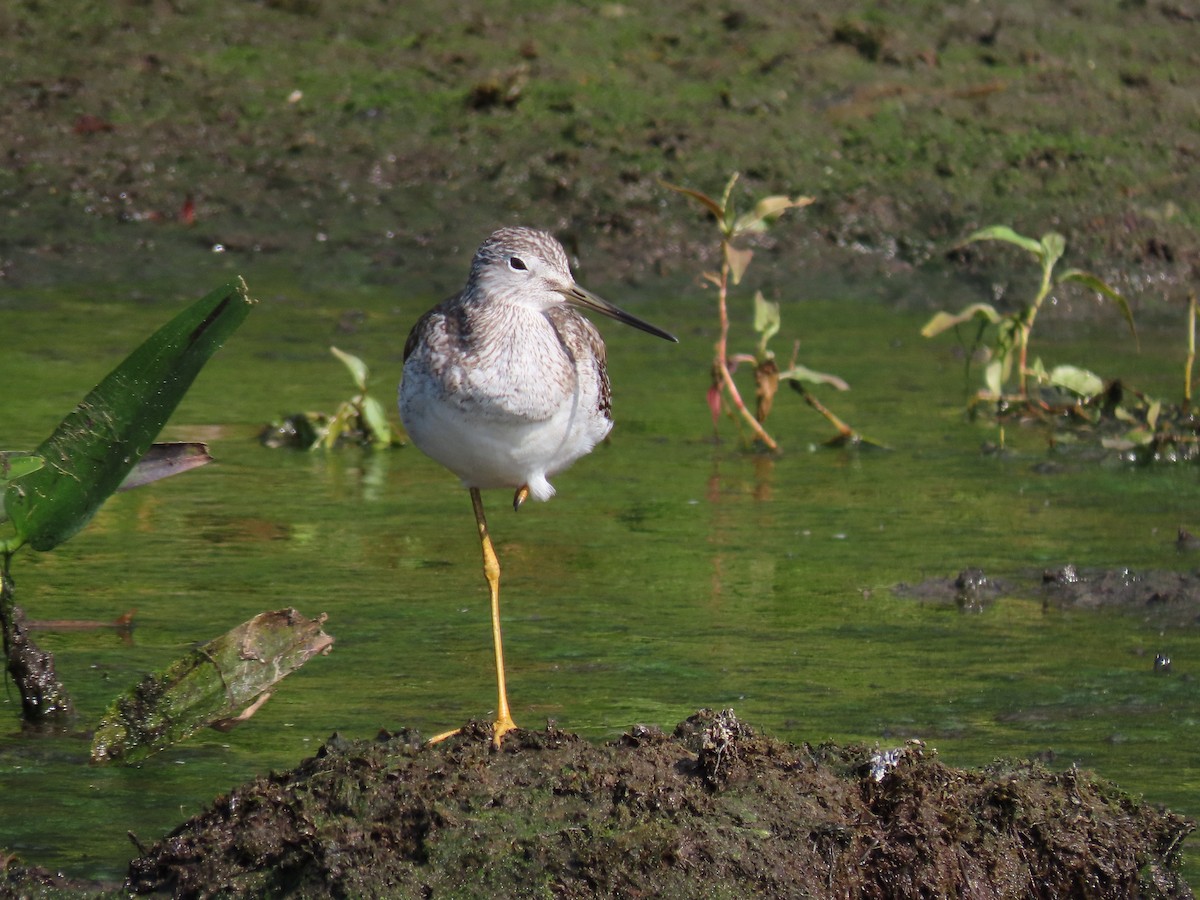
left=778, top=365, right=850, bottom=391
left=1146, top=398, right=1161, bottom=430
left=985, top=358, right=1004, bottom=397
left=1058, top=269, right=1139, bottom=347
left=726, top=244, right=754, bottom=285
left=920, top=303, right=1002, bottom=338
left=659, top=179, right=725, bottom=221
left=331, top=345, right=369, bottom=393
left=91, top=608, right=333, bottom=764
left=1039, top=232, right=1066, bottom=269
left=1048, top=365, right=1103, bottom=398
left=4, top=280, right=254, bottom=552
left=731, top=194, right=814, bottom=236
left=752, top=291, right=781, bottom=348
left=360, top=396, right=396, bottom=446
left=0, top=453, right=43, bottom=486
left=960, top=225, right=1042, bottom=257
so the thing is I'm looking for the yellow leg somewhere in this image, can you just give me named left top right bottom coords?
left=471, top=487, right=517, bottom=747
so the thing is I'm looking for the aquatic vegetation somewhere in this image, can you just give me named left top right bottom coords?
left=663, top=174, right=854, bottom=449
left=91, top=608, right=333, bottom=764
left=922, top=225, right=1136, bottom=403
left=1, top=280, right=253, bottom=725
left=1, top=282, right=252, bottom=556
left=0, top=281, right=329, bottom=758
left=260, top=346, right=401, bottom=450
left=924, top=228, right=1200, bottom=461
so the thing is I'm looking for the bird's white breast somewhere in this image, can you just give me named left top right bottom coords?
left=399, top=304, right=612, bottom=501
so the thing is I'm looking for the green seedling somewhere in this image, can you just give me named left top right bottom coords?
left=261, top=347, right=400, bottom=450
left=923, top=226, right=1136, bottom=403
left=663, top=174, right=854, bottom=448
left=316, top=347, right=399, bottom=449
left=1184, top=291, right=1196, bottom=410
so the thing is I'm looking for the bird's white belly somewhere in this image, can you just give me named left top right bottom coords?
left=399, top=373, right=611, bottom=501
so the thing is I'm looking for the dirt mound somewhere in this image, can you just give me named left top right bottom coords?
left=113, top=710, right=1192, bottom=899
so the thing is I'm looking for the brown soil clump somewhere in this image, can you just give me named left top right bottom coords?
left=114, top=710, right=1191, bottom=899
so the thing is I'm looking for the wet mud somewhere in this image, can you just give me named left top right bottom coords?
left=895, top=561, right=1200, bottom=629
left=5, top=709, right=1192, bottom=898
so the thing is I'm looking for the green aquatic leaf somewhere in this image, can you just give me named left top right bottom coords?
left=752, top=291, right=780, bottom=356
left=719, top=172, right=740, bottom=232
left=360, top=396, right=396, bottom=446
left=4, top=280, right=254, bottom=552
left=331, top=345, right=369, bottom=393
left=920, top=303, right=1002, bottom=338
left=731, top=194, right=814, bottom=237
left=1059, top=269, right=1138, bottom=348
left=959, top=225, right=1043, bottom=257
left=725, top=244, right=754, bottom=285
left=985, top=358, right=1005, bottom=398
left=1039, top=232, right=1066, bottom=270
left=778, top=365, right=850, bottom=391
left=1146, top=398, right=1161, bottom=430
left=1048, top=365, right=1104, bottom=398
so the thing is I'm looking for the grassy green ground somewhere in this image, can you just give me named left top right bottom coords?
left=1, top=1, right=1196, bottom=307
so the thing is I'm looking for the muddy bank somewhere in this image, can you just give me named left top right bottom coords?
left=6, top=710, right=1189, bottom=898
left=895, top=562, right=1200, bottom=630
left=1, top=2, right=1197, bottom=307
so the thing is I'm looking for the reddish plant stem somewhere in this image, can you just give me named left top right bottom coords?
left=714, top=245, right=777, bottom=450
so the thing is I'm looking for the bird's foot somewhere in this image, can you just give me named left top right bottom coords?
left=426, top=726, right=461, bottom=745
left=492, top=714, right=518, bottom=749
left=512, top=485, right=529, bottom=512
left=424, top=718, right=518, bottom=748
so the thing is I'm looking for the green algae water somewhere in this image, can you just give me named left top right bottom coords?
left=1, top=280, right=1197, bottom=885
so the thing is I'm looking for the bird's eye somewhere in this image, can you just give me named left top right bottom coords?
left=508, top=256, right=527, bottom=271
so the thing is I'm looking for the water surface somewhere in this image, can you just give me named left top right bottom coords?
left=1, top=276, right=1196, bottom=883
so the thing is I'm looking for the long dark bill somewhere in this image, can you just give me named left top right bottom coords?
left=565, top=285, right=678, bottom=343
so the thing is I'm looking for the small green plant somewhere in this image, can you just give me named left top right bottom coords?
left=316, top=347, right=399, bottom=449
left=921, top=227, right=1200, bottom=462
left=1184, top=291, right=1196, bottom=410
left=923, top=226, right=1136, bottom=403
left=663, top=174, right=853, bottom=448
left=261, top=347, right=400, bottom=450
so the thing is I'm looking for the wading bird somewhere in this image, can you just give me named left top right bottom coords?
left=399, top=227, right=676, bottom=746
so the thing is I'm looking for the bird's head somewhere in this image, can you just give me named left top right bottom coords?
left=469, top=227, right=575, bottom=312
left=468, top=227, right=677, bottom=342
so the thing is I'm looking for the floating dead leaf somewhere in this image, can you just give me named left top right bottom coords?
left=91, top=608, right=333, bottom=764
left=117, top=442, right=213, bottom=492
